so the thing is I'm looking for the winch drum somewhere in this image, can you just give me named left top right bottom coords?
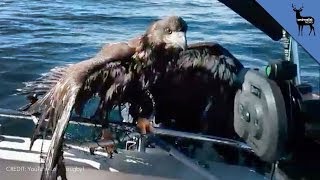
left=234, top=70, right=288, bottom=162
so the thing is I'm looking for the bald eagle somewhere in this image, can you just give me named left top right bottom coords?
left=83, top=41, right=243, bottom=163
left=18, top=16, right=188, bottom=179
left=20, top=42, right=243, bottom=150
left=128, top=42, right=244, bottom=163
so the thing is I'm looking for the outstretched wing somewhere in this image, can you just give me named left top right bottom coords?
left=26, top=42, right=136, bottom=149
left=41, top=61, right=137, bottom=178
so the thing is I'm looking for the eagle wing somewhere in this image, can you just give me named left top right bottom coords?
left=25, top=43, right=140, bottom=178
left=26, top=42, right=136, bottom=149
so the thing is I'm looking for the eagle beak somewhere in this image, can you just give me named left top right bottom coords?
left=166, top=32, right=187, bottom=51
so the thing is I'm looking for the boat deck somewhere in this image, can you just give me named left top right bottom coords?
left=0, top=135, right=266, bottom=180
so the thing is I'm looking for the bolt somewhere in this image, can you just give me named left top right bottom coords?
left=244, top=112, right=250, bottom=122
left=253, top=118, right=262, bottom=139
left=239, top=104, right=250, bottom=122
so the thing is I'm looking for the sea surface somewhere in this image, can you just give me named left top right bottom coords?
left=0, top=0, right=319, bottom=136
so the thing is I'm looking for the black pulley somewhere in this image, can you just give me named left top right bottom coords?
left=265, top=61, right=297, bottom=81
left=234, top=70, right=288, bottom=162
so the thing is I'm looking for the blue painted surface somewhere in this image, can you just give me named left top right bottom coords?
left=257, top=0, right=320, bottom=64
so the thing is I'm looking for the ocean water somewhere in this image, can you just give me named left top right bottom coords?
left=0, top=0, right=319, bottom=135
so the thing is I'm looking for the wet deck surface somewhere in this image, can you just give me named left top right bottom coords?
left=0, top=135, right=266, bottom=180
left=0, top=135, right=206, bottom=180
left=0, top=159, right=179, bottom=180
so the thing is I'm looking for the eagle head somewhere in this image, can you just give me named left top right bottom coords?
left=145, top=16, right=188, bottom=51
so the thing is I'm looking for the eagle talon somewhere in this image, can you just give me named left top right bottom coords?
left=108, top=152, right=114, bottom=159
left=136, top=118, right=153, bottom=135
left=101, top=129, right=116, bottom=157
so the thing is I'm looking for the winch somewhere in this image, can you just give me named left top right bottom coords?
left=234, top=59, right=320, bottom=179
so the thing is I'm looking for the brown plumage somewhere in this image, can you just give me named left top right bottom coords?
left=20, top=16, right=187, bottom=179
left=149, top=42, right=244, bottom=163
left=151, top=42, right=243, bottom=131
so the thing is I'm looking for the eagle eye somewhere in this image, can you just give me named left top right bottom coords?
left=165, top=28, right=172, bottom=34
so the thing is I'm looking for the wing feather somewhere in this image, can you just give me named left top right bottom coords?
left=27, top=43, right=137, bottom=149
left=178, top=42, right=243, bottom=86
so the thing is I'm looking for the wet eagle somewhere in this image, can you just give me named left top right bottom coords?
left=128, top=42, right=244, bottom=163
left=18, top=16, right=188, bottom=179
left=20, top=42, right=244, bottom=152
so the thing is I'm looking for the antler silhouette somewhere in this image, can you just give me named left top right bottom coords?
left=298, top=4, right=304, bottom=11
left=292, top=4, right=297, bottom=10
